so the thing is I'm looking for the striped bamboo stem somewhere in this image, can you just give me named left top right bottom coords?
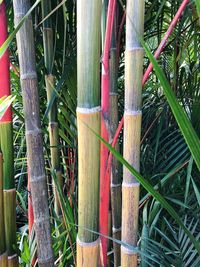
left=13, top=1, right=54, bottom=266
left=41, top=0, right=63, bottom=218
left=0, top=3, right=18, bottom=266
left=121, top=1, right=145, bottom=266
left=109, top=15, right=122, bottom=267
left=77, top=0, right=101, bottom=266
left=106, top=0, right=189, bottom=192
left=100, top=1, right=116, bottom=266
left=0, top=152, right=8, bottom=267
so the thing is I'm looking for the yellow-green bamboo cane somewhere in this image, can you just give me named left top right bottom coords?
left=77, top=0, right=101, bottom=265
left=121, top=1, right=145, bottom=266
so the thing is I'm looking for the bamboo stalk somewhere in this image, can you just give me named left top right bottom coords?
left=106, top=0, right=189, bottom=160
left=109, top=16, right=122, bottom=267
left=100, top=1, right=116, bottom=266
left=0, top=152, right=8, bottom=267
left=77, top=0, right=101, bottom=266
left=0, top=3, right=18, bottom=266
left=41, top=0, right=62, bottom=217
left=13, top=1, right=54, bottom=266
left=121, top=0, right=145, bottom=266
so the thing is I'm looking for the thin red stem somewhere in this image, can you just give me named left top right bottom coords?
left=100, top=0, right=117, bottom=266
left=0, top=2, right=12, bottom=123
left=142, top=0, right=189, bottom=84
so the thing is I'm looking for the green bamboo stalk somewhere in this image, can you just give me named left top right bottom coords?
left=121, top=1, right=145, bottom=266
left=0, top=152, right=8, bottom=267
left=13, top=1, right=54, bottom=266
left=77, top=0, right=101, bottom=265
left=41, top=0, right=62, bottom=217
left=109, top=16, right=122, bottom=267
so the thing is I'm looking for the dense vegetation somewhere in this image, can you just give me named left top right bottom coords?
left=0, top=0, right=199, bottom=266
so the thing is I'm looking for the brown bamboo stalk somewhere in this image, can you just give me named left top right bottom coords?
left=121, top=0, right=145, bottom=266
left=13, top=1, right=54, bottom=266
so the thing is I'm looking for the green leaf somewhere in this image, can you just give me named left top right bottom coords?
left=0, top=96, right=15, bottom=119
left=141, top=40, right=200, bottom=172
left=92, top=129, right=200, bottom=254
left=195, top=0, right=200, bottom=17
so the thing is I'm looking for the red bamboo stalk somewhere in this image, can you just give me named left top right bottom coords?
left=100, top=0, right=117, bottom=266
left=0, top=2, right=12, bottom=123
left=107, top=0, right=189, bottom=172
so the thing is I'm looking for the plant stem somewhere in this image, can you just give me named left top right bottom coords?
left=77, top=0, right=101, bottom=265
left=106, top=0, right=189, bottom=183
left=13, top=1, right=54, bottom=266
left=110, top=13, right=122, bottom=267
left=121, top=0, right=145, bottom=266
left=41, top=0, right=63, bottom=218
left=100, top=0, right=117, bottom=265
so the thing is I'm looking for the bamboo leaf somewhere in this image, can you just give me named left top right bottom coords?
left=92, top=129, right=200, bottom=254
left=195, top=0, right=200, bottom=17
left=141, top=41, right=200, bottom=172
left=0, top=96, right=15, bottom=119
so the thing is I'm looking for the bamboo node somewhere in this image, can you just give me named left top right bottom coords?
left=8, top=254, right=18, bottom=260
left=111, top=183, right=121, bottom=188
left=30, top=174, right=46, bottom=182
left=21, top=72, right=37, bottom=80
left=49, top=122, right=58, bottom=127
left=76, top=106, right=101, bottom=114
left=3, top=188, right=16, bottom=193
left=124, top=110, right=142, bottom=116
left=110, top=92, right=118, bottom=96
left=77, top=237, right=100, bottom=247
left=126, top=47, right=144, bottom=52
left=112, top=227, right=121, bottom=234
left=121, top=245, right=138, bottom=255
left=26, top=128, right=42, bottom=135
left=122, top=182, right=140, bottom=188
left=34, top=216, right=50, bottom=224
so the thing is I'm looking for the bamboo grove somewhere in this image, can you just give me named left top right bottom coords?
left=0, top=0, right=200, bottom=266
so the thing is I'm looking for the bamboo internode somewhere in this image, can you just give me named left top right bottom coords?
left=77, top=108, right=101, bottom=242
left=77, top=238, right=100, bottom=267
left=121, top=0, right=145, bottom=266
